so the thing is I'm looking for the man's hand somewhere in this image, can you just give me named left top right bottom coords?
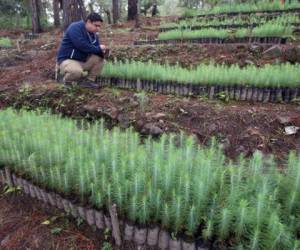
left=100, top=44, right=107, bottom=51
left=100, top=44, right=110, bottom=58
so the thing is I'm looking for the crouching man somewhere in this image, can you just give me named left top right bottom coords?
left=57, top=13, right=107, bottom=88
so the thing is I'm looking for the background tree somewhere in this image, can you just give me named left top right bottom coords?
left=135, top=0, right=140, bottom=27
left=62, top=0, right=86, bottom=30
left=53, top=0, right=61, bottom=27
left=151, top=0, right=157, bottom=16
left=128, top=0, right=137, bottom=20
left=31, top=0, right=42, bottom=33
left=112, top=0, right=120, bottom=24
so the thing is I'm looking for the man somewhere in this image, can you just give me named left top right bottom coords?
left=57, top=13, right=107, bottom=88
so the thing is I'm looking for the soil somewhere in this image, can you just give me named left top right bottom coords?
left=0, top=184, right=157, bottom=250
left=1, top=84, right=299, bottom=162
left=1, top=17, right=300, bottom=249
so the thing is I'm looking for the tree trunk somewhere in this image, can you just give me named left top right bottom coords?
left=151, top=0, right=157, bottom=16
left=62, top=0, right=86, bottom=30
left=104, top=9, right=112, bottom=24
left=31, top=0, right=42, bottom=33
left=112, top=0, right=120, bottom=24
left=128, top=0, right=137, bottom=21
left=135, top=0, right=140, bottom=28
left=53, top=0, right=60, bottom=27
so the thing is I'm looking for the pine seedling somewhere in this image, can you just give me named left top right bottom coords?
left=186, top=205, right=198, bottom=236
left=235, top=199, right=250, bottom=241
left=285, top=153, right=300, bottom=214
left=255, top=193, right=267, bottom=230
left=292, top=240, right=300, bottom=250
left=106, top=183, right=112, bottom=205
left=162, top=203, right=171, bottom=229
left=249, top=228, right=261, bottom=250
left=78, top=166, right=87, bottom=202
left=265, top=212, right=292, bottom=250
left=63, top=173, right=71, bottom=194
left=91, top=189, right=104, bottom=209
left=49, top=167, right=56, bottom=189
left=218, top=207, right=233, bottom=240
left=128, top=194, right=138, bottom=222
left=138, top=195, right=150, bottom=224
left=55, top=166, right=63, bottom=193
left=153, top=189, right=162, bottom=220
left=171, top=192, right=183, bottom=233
left=203, top=218, right=214, bottom=241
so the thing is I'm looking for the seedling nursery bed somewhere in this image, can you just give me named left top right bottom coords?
left=1, top=109, right=300, bottom=250
left=0, top=168, right=200, bottom=250
left=95, top=77, right=300, bottom=103
left=134, top=37, right=288, bottom=45
left=159, top=23, right=300, bottom=32
left=179, top=8, right=300, bottom=20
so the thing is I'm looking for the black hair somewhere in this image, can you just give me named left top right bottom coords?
left=85, top=13, right=103, bottom=23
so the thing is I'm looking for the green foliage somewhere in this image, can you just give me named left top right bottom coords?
left=0, top=37, right=12, bottom=48
left=186, top=0, right=300, bottom=16
left=161, top=13, right=300, bottom=30
left=158, top=28, right=229, bottom=39
left=102, top=242, right=113, bottom=250
left=158, top=21, right=293, bottom=40
left=0, top=0, right=31, bottom=29
left=101, top=60, right=300, bottom=88
left=2, top=109, right=300, bottom=249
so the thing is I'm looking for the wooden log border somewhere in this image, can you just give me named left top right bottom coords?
left=0, top=168, right=203, bottom=250
left=134, top=37, right=288, bottom=45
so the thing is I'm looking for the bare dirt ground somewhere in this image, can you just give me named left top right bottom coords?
left=0, top=16, right=300, bottom=249
left=0, top=184, right=158, bottom=250
left=0, top=184, right=106, bottom=250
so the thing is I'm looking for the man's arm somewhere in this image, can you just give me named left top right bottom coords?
left=68, top=25, right=104, bottom=57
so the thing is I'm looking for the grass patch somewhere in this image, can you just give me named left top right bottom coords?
left=0, top=37, right=12, bottom=48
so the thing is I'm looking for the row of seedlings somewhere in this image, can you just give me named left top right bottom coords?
left=180, top=2, right=300, bottom=19
left=159, top=22, right=300, bottom=32
left=137, top=23, right=293, bottom=45
left=161, top=13, right=300, bottom=32
left=1, top=109, right=300, bottom=249
left=0, top=110, right=206, bottom=250
left=0, top=37, right=12, bottom=49
left=0, top=167, right=203, bottom=250
left=98, top=61, right=300, bottom=103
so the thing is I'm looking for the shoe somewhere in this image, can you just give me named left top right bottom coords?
left=78, top=79, right=100, bottom=89
left=62, top=78, right=74, bottom=87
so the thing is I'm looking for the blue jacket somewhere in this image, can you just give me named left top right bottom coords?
left=57, top=20, right=103, bottom=64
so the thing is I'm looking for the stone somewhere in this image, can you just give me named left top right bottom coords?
left=249, top=44, right=263, bottom=53
left=141, top=123, right=163, bottom=136
left=1, top=235, right=10, bottom=247
left=117, top=113, right=134, bottom=128
left=245, top=59, right=255, bottom=65
left=283, top=46, right=300, bottom=63
left=152, top=113, right=167, bottom=120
